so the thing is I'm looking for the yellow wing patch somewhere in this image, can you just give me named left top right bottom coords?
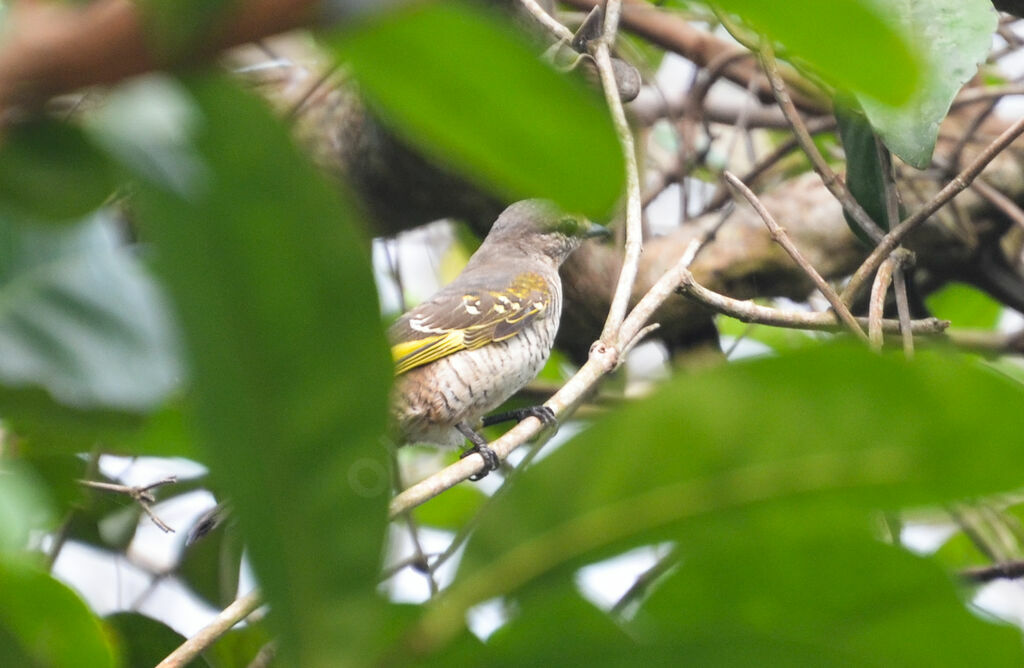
left=390, top=272, right=550, bottom=376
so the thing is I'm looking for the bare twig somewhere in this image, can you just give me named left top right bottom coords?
left=676, top=270, right=948, bottom=335
left=961, top=560, right=1024, bottom=583
left=760, top=46, right=885, bottom=243
left=841, top=115, right=1024, bottom=305
left=868, top=256, right=897, bottom=350
left=892, top=266, right=915, bottom=357
left=156, top=589, right=264, bottom=668
left=518, top=0, right=575, bottom=42
left=78, top=475, right=178, bottom=533
left=723, top=171, right=867, bottom=340
left=593, top=1, right=645, bottom=343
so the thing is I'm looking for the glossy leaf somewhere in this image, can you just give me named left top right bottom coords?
left=0, top=119, right=118, bottom=224
left=129, top=75, right=393, bottom=667
left=330, top=3, right=624, bottom=218
left=713, top=0, right=921, bottom=106
left=856, top=0, right=997, bottom=168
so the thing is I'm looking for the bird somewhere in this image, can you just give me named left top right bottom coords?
left=388, top=199, right=608, bottom=478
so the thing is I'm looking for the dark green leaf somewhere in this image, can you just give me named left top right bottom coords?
left=129, top=74, right=393, bottom=667
left=0, top=119, right=118, bottom=224
left=106, top=613, right=194, bottom=668
left=180, top=515, right=242, bottom=608
left=835, top=103, right=889, bottom=244
left=713, top=0, right=921, bottom=106
left=330, top=3, right=624, bottom=218
left=0, top=558, right=115, bottom=667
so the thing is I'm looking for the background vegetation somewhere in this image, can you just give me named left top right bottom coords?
left=2, top=0, right=1024, bottom=665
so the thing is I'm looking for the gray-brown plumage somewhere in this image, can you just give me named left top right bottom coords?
left=389, top=199, right=606, bottom=475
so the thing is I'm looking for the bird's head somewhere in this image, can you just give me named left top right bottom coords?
left=482, top=199, right=610, bottom=265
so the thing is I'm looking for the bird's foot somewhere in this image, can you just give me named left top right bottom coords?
left=482, top=405, right=558, bottom=429
left=456, top=421, right=500, bottom=480
left=460, top=444, right=500, bottom=481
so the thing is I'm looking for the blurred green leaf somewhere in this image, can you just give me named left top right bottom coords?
left=856, top=0, right=997, bottom=168
left=135, top=0, right=234, bottom=58
left=106, top=612, right=194, bottom=668
left=180, top=513, right=242, bottom=608
left=129, top=74, right=393, bottom=667
left=717, top=314, right=818, bottom=354
left=203, top=621, right=274, bottom=668
left=0, top=463, right=55, bottom=552
left=413, top=483, right=486, bottom=530
left=926, top=282, right=1003, bottom=329
left=415, top=345, right=1024, bottom=655
left=0, top=212, right=182, bottom=413
left=638, top=510, right=1021, bottom=665
left=330, top=2, right=624, bottom=218
left=0, top=119, right=118, bottom=224
left=713, top=0, right=921, bottom=106
left=0, top=558, right=115, bottom=667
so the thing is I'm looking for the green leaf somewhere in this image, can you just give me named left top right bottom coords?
left=856, top=0, right=997, bottom=168
left=413, top=483, right=487, bottom=530
left=835, top=103, right=890, bottom=243
left=0, top=558, right=116, bottom=667
left=417, top=345, right=1024, bottom=654
left=106, top=613, right=193, bottom=668
left=0, top=212, right=182, bottom=412
left=330, top=3, right=624, bottom=218
left=0, top=463, right=55, bottom=553
left=712, top=0, right=922, bottom=106
left=638, top=512, right=1022, bottom=665
left=925, top=282, right=1003, bottom=329
left=129, top=74, right=393, bottom=667
left=0, top=119, right=119, bottom=224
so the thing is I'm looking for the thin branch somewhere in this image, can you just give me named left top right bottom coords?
left=841, top=115, right=1024, bottom=305
left=868, top=256, right=897, bottom=350
left=518, top=0, right=575, bottom=42
left=593, top=2, right=645, bottom=343
left=723, top=171, right=867, bottom=341
left=961, top=560, right=1024, bottom=583
left=78, top=475, right=178, bottom=533
left=610, top=545, right=680, bottom=617
left=156, top=589, right=264, bottom=668
left=676, top=270, right=948, bottom=335
left=760, top=46, right=886, bottom=243
left=892, top=266, right=915, bottom=358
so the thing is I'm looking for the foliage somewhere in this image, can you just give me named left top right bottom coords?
left=0, top=1, right=1021, bottom=666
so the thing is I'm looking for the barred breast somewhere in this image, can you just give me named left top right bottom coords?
left=391, top=278, right=562, bottom=448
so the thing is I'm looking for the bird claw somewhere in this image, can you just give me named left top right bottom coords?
left=462, top=444, right=500, bottom=481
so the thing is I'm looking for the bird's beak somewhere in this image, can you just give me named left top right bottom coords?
left=583, top=220, right=612, bottom=239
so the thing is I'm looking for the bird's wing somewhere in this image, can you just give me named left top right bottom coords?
left=389, top=271, right=553, bottom=376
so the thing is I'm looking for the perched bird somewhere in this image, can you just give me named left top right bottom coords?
left=389, top=199, right=608, bottom=478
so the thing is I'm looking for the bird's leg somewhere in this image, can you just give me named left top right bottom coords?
left=456, top=421, right=500, bottom=481
left=481, top=405, right=557, bottom=429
